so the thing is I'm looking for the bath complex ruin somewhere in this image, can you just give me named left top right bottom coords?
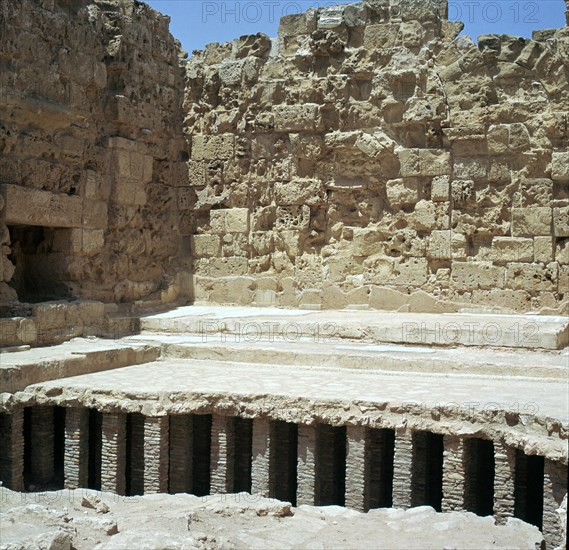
left=0, top=0, right=568, bottom=547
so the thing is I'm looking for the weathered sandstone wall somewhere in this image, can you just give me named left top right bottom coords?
left=0, top=0, right=188, bottom=306
left=185, top=0, right=569, bottom=313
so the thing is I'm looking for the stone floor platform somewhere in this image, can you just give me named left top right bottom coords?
left=140, top=306, right=569, bottom=351
left=14, top=356, right=567, bottom=463
left=127, top=333, right=568, bottom=380
left=0, top=339, right=159, bottom=392
left=24, top=357, right=569, bottom=423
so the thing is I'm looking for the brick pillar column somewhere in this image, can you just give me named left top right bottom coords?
left=30, top=406, right=54, bottom=485
left=493, top=442, right=516, bottom=524
left=392, top=430, right=413, bottom=508
left=251, top=417, right=270, bottom=496
left=101, top=412, right=126, bottom=495
left=0, top=408, right=24, bottom=491
left=442, top=435, right=465, bottom=512
left=542, top=459, right=568, bottom=549
left=345, top=425, right=367, bottom=511
left=143, top=416, right=169, bottom=494
left=297, top=424, right=316, bottom=506
left=168, top=415, right=192, bottom=494
left=64, top=407, right=89, bottom=489
left=210, top=414, right=235, bottom=494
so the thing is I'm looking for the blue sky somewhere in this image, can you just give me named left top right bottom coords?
left=145, top=0, right=567, bottom=55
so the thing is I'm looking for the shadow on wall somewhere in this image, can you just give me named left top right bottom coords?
left=7, top=225, right=73, bottom=304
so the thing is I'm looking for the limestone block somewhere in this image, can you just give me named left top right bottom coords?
left=453, top=158, right=488, bottom=179
left=451, top=179, right=474, bottom=206
left=560, top=265, right=569, bottom=292
left=58, top=135, right=84, bottom=159
left=363, top=24, right=400, bottom=49
left=355, top=131, right=396, bottom=157
left=274, top=104, right=321, bottom=132
left=250, top=231, right=274, bottom=256
left=392, top=257, right=428, bottom=286
left=107, top=136, right=147, bottom=152
left=451, top=262, right=505, bottom=290
left=471, top=289, right=531, bottom=311
left=318, top=5, right=344, bottom=28
left=487, top=161, right=510, bottom=184
left=82, top=200, right=108, bottom=229
left=386, top=178, right=419, bottom=207
left=82, top=229, right=104, bottom=256
left=192, top=134, right=234, bottom=161
left=275, top=205, right=310, bottom=230
left=556, top=239, right=569, bottom=264
left=428, top=230, right=466, bottom=260
left=0, top=184, right=83, bottom=228
left=235, top=33, right=271, bottom=59
left=278, top=11, right=316, bottom=37
left=431, top=175, right=450, bottom=202
left=534, top=237, right=554, bottom=263
left=274, top=230, right=300, bottom=258
left=352, top=228, right=383, bottom=257
left=188, top=161, right=206, bottom=186
left=519, top=178, right=553, bottom=207
left=218, top=60, right=247, bottom=87
left=491, top=237, right=533, bottom=263
left=413, top=200, right=449, bottom=231
left=551, top=152, right=569, bottom=181
left=512, top=207, right=552, bottom=236
left=195, top=257, right=248, bottom=277
left=553, top=206, right=569, bottom=237
left=203, top=42, right=233, bottom=64
left=210, top=208, right=249, bottom=234
left=386, top=229, right=425, bottom=257
left=114, top=150, right=153, bottom=184
left=369, top=286, right=408, bottom=310
left=505, top=262, right=558, bottom=292
left=274, top=178, right=324, bottom=206
left=397, top=0, right=448, bottom=21
left=398, top=20, right=424, bottom=48
left=487, top=124, right=509, bottom=155
left=398, top=148, right=451, bottom=177
left=508, top=123, right=531, bottom=152
left=192, top=234, right=220, bottom=257
left=290, top=134, right=326, bottom=160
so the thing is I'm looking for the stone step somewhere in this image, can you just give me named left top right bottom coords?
left=0, top=338, right=160, bottom=392
left=140, top=305, right=569, bottom=351
left=126, top=333, right=568, bottom=380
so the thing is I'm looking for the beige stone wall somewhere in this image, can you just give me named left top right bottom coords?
left=185, top=0, right=569, bottom=313
left=0, top=0, right=188, bottom=305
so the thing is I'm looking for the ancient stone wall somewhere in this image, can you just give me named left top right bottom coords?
left=185, top=0, right=569, bottom=313
left=0, top=0, right=188, bottom=306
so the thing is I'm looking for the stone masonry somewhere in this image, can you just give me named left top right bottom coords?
left=0, top=0, right=188, bottom=305
left=185, top=0, right=569, bottom=313
left=0, top=1, right=568, bottom=548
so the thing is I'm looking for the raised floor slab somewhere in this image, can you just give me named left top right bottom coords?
left=140, top=306, right=569, bottom=351
left=127, top=333, right=568, bottom=380
left=0, top=339, right=159, bottom=392
left=16, top=357, right=568, bottom=463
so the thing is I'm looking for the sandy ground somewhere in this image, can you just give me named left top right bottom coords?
left=0, top=487, right=542, bottom=550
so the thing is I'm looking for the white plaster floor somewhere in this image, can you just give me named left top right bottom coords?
left=31, top=357, right=568, bottom=422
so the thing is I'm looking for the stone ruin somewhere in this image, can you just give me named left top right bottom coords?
left=0, top=0, right=568, bottom=548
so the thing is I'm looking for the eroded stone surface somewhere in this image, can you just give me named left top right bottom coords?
left=0, top=0, right=189, bottom=306
left=0, top=488, right=544, bottom=550
left=185, top=1, right=569, bottom=314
